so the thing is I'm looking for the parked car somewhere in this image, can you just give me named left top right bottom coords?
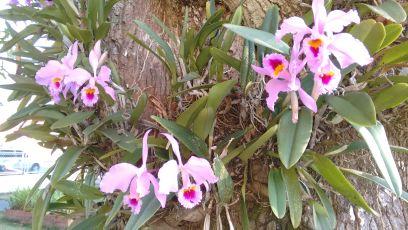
left=0, top=149, right=41, bottom=173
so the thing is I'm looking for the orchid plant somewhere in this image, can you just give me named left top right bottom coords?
left=35, top=40, right=116, bottom=107
left=0, top=0, right=407, bottom=229
left=253, top=0, right=373, bottom=122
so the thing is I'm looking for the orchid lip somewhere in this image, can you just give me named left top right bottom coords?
left=129, top=197, right=139, bottom=206
left=268, top=59, right=285, bottom=76
left=308, top=38, right=323, bottom=57
left=52, top=77, right=62, bottom=89
left=182, top=185, right=198, bottom=202
left=85, top=88, right=95, bottom=100
left=320, top=71, right=334, bottom=85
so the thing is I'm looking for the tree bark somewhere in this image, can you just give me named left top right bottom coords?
left=107, top=0, right=182, bottom=117
left=223, top=0, right=303, bottom=27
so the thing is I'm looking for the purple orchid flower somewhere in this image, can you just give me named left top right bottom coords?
left=276, top=0, right=372, bottom=72
left=253, top=34, right=317, bottom=123
left=35, top=41, right=79, bottom=103
left=99, top=130, right=167, bottom=214
left=88, top=41, right=115, bottom=100
left=158, top=133, right=218, bottom=209
left=311, top=61, right=341, bottom=99
left=41, top=0, right=53, bottom=7
left=8, top=0, right=19, bottom=5
left=67, top=41, right=115, bottom=106
left=35, top=60, right=65, bottom=103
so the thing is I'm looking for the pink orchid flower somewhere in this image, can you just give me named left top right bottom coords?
left=100, top=130, right=166, bottom=214
left=8, top=0, right=19, bottom=5
left=253, top=34, right=317, bottom=123
left=89, top=41, right=115, bottom=100
left=311, top=61, right=341, bottom=99
left=158, top=133, right=218, bottom=209
left=251, top=53, right=288, bottom=78
left=276, top=0, right=372, bottom=72
left=35, top=42, right=78, bottom=103
left=66, top=41, right=115, bottom=106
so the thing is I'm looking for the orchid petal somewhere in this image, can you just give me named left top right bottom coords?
left=103, top=85, right=116, bottom=100
left=265, top=78, right=291, bottom=111
left=158, top=160, right=179, bottom=194
left=136, top=172, right=152, bottom=198
left=64, top=68, right=91, bottom=86
left=99, top=163, right=138, bottom=193
left=276, top=17, right=310, bottom=40
left=312, top=0, right=327, bottom=34
left=183, top=156, right=218, bottom=187
left=123, top=192, right=142, bottom=214
left=141, top=129, right=152, bottom=169
left=252, top=65, right=271, bottom=76
left=161, top=133, right=183, bottom=164
left=35, top=60, right=64, bottom=86
left=96, top=65, right=111, bottom=84
left=298, top=88, right=318, bottom=112
left=313, top=62, right=341, bottom=95
left=89, top=40, right=101, bottom=74
left=61, top=41, right=78, bottom=69
left=325, top=10, right=360, bottom=33
left=177, top=184, right=203, bottom=209
left=81, top=83, right=99, bottom=107
left=329, top=33, right=373, bottom=68
left=146, top=173, right=167, bottom=208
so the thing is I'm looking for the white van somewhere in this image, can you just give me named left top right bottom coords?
left=0, top=149, right=41, bottom=174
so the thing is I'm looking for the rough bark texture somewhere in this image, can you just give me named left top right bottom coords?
left=107, top=0, right=181, bottom=116
left=107, top=0, right=407, bottom=228
left=223, top=0, right=303, bottom=27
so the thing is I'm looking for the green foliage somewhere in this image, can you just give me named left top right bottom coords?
left=358, top=0, right=407, bottom=23
left=281, top=167, right=302, bottom=228
left=268, top=169, right=286, bottom=219
left=325, top=92, right=376, bottom=127
left=309, top=153, right=377, bottom=214
left=9, top=188, right=37, bottom=210
left=223, top=24, right=289, bottom=54
left=350, top=19, right=386, bottom=55
left=278, top=109, right=313, bottom=168
left=0, top=0, right=406, bottom=229
left=214, top=157, right=234, bottom=203
left=353, top=122, right=402, bottom=196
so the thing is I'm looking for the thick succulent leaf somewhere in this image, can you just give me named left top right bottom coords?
left=310, top=153, right=376, bottom=214
left=359, top=0, right=406, bottom=23
left=325, top=92, right=376, bottom=127
left=380, top=41, right=408, bottom=65
left=341, top=168, right=408, bottom=202
left=223, top=24, right=289, bottom=54
left=278, top=109, right=313, bottom=168
left=373, top=83, right=408, bottom=111
left=152, top=116, right=208, bottom=157
left=349, top=19, right=385, bottom=54
left=312, top=202, right=332, bottom=230
left=51, top=111, right=94, bottom=129
left=268, top=168, right=287, bottom=219
left=353, top=122, right=402, bottom=196
left=214, top=157, right=233, bottom=203
left=239, top=125, right=278, bottom=162
left=281, top=167, right=302, bottom=228
left=51, top=147, right=84, bottom=184
left=380, top=23, right=403, bottom=50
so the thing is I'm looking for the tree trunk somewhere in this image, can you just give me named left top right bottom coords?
left=107, top=0, right=181, bottom=117
left=107, top=0, right=407, bottom=228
